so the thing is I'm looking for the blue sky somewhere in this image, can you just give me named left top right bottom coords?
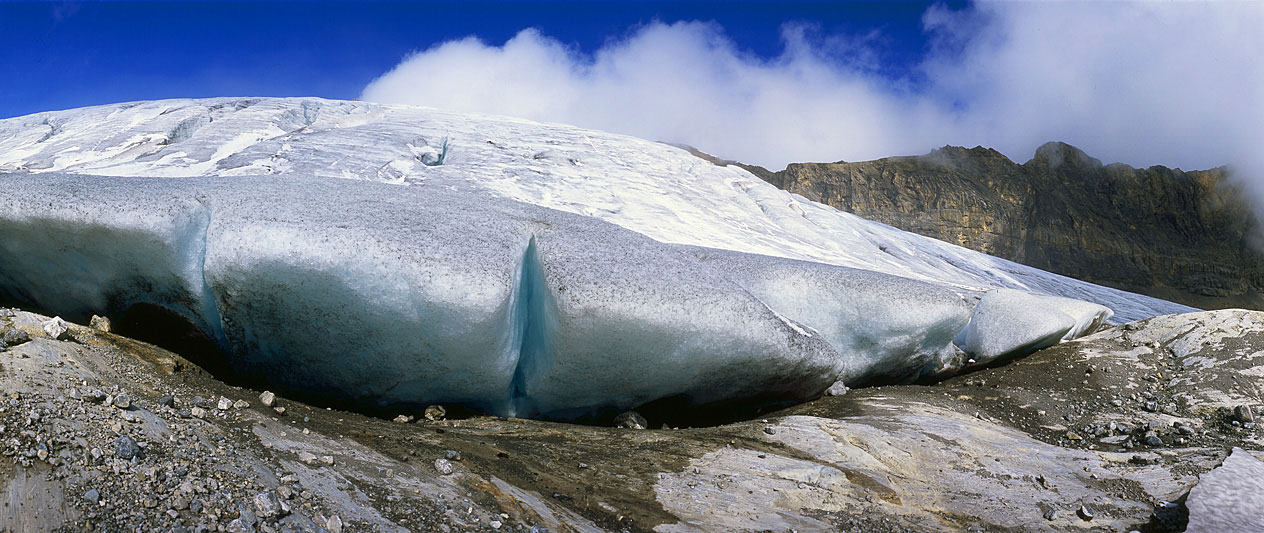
left=2, top=1, right=1261, bottom=177
left=0, top=1, right=952, bottom=119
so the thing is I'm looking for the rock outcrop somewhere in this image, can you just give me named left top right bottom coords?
left=5, top=306, right=1263, bottom=532
left=748, top=142, right=1262, bottom=310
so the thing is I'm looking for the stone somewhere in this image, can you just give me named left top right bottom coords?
left=3, top=328, right=31, bottom=346
left=114, top=434, right=141, bottom=460
left=84, top=488, right=100, bottom=503
left=424, top=404, right=446, bottom=421
left=1186, top=448, right=1264, bottom=533
left=112, top=393, right=132, bottom=409
left=1234, top=405, right=1254, bottom=423
left=763, top=426, right=777, bottom=435
left=157, top=395, right=175, bottom=408
left=253, top=491, right=284, bottom=518
left=259, top=391, right=276, bottom=407
left=434, top=458, right=454, bottom=475
left=613, top=411, right=647, bottom=430
left=824, top=380, right=848, bottom=396
left=191, top=407, right=207, bottom=419
left=326, top=514, right=343, bottom=533
left=89, top=315, right=112, bottom=333
left=393, top=414, right=413, bottom=423
left=1077, top=505, right=1094, bottom=521
left=233, top=399, right=250, bottom=409
left=445, top=450, right=461, bottom=461
left=41, top=316, right=70, bottom=340
left=217, top=397, right=233, bottom=410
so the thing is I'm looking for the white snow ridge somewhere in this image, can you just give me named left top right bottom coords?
left=0, top=98, right=1194, bottom=421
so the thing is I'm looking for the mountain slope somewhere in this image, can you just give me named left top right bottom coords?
left=753, top=142, right=1260, bottom=310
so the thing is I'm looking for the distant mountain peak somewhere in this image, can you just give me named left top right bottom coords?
left=1028, top=141, right=1103, bottom=170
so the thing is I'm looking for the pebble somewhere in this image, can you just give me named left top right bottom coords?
left=112, top=393, right=132, bottom=409
left=157, top=395, right=175, bottom=408
left=259, top=391, right=276, bottom=407
left=763, top=426, right=777, bottom=435
left=191, top=406, right=207, bottom=419
left=445, top=450, right=462, bottom=461
left=614, top=411, right=648, bottom=430
left=233, top=399, right=250, bottom=409
left=434, top=458, right=455, bottom=475
left=1144, top=433, right=1163, bottom=447
left=84, top=488, right=100, bottom=503
left=393, top=414, right=414, bottom=423
left=114, top=434, right=141, bottom=460
left=1042, top=508, right=1058, bottom=521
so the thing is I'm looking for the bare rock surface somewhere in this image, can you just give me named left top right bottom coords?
left=3, top=307, right=1263, bottom=532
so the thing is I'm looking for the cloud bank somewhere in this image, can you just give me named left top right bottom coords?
left=363, top=1, right=1262, bottom=181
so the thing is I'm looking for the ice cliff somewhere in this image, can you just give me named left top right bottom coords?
left=0, top=98, right=1195, bottom=420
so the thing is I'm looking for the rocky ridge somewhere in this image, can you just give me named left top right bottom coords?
left=736, top=142, right=1260, bottom=311
left=4, top=306, right=1264, bottom=532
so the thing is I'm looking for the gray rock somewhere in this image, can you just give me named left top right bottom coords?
left=763, top=426, right=777, bottom=435
left=445, top=449, right=462, bottom=461
left=1144, top=433, right=1163, bottom=447
left=434, top=458, right=454, bottom=475
left=3, top=328, right=31, bottom=346
left=326, top=514, right=343, bottom=533
left=112, top=393, right=132, bottom=409
left=217, top=396, right=233, bottom=410
left=233, top=399, right=250, bottom=409
left=259, top=390, right=276, bottom=407
left=253, top=491, right=284, bottom=518
left=84, top=488, right=100, bottom=503
left=114, top=435, right=141, bottom=460
left=1077, top=504, right=1094, bottom=521
left=1234, top=405, right=1254, bottom=423
left=1186, top=448, right=1264, bottom=533
left=1043, top=507, right=1058, bottom=521
left=41, top=316, right=70, bottom=340
left=614, top=411, right=647, bottom=430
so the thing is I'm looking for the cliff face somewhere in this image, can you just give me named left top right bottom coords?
left=757, top=142, right=1262, bottom=310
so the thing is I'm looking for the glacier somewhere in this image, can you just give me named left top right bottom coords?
left=0, top=98, right=1196, bottom=421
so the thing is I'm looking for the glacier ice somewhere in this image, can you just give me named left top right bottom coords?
left=963, top=289, right=1112, bottom=364
left=0, top=98, right=1198, bottom=420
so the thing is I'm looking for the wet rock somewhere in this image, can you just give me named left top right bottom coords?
left=614, top=411, right=648, bottom=430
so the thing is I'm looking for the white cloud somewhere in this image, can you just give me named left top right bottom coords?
left=362, top=2, right=1263, bottom=183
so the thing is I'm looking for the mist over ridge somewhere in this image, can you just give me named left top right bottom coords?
left=362, top=2, right=1263, bottom=209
